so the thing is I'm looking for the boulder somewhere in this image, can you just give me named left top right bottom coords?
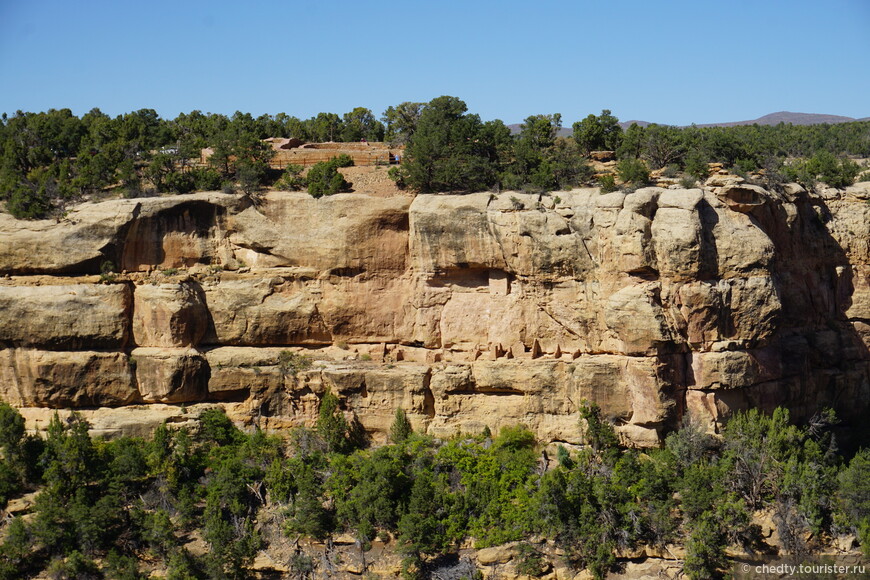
left=229, top=192, right=411, bottom=272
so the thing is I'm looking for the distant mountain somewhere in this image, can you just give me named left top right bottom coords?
left=509, top=113, right=866, bottom=135
left=696, top=111, right=860, bottom=128
left=507, top=123, right=573, bottom=137
left=619, top=120, right=652, bottom=129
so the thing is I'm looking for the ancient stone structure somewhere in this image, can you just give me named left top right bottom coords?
left=2, top=181, right=869, bottom=446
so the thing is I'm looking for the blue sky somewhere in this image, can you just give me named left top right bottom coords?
left=1, top=0, right=868, bottom=126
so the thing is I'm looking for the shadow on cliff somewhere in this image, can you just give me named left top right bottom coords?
left=697, top=197, right=720, bottom=280
left=102, top=200, right=233, bottom=273
left=713, top=187, right=870, bottom=440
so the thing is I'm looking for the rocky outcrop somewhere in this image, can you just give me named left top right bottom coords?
left=1, top=182, right=869, bottom=445
left=0, top=283, right=131, bottom=349
left=0, top=349, right=137, bottom=407
left=133, top=282, right=208, bottom=347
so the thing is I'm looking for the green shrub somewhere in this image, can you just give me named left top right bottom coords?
left=580, top=401, right=619, bottom=454
left=329, top=154, right=354, bottom=168
left=5, top=187, right=52, bottom=220
left=316, top=388, right=353, bottom=454
left=274, top=164, right=305, bottom=191
left=388, top=165, right=407, bottom=188
left=839, top=448, right=870, bottom=554
left=684, top=150, right=710, bottom=181
left=307, top=155, right=354, bottom=198
left=785, top=152, right=861, bottom=189
left=164, top=171, right=196, bottom=194
left=680, top=176, right=697, bottom=188
left=278, top=350, right=312, bottom=376
left=191, top=168, right=222, bottom=191
left=617, top=158, right=650, bottom=185
left=236, top=159, right=270, bottom=194
left=46, top=551, right=101, bottom=579
left=683, top=515, right=728, bottom=580
left=198, top=408, right=244, bottom=447
left=806, top=151, right=856, bottom=188
left=515, top=543, right=548, bottom=576
left=734, top=158, right=758, bottom=173
left=598, top=173, right=617, bottom=193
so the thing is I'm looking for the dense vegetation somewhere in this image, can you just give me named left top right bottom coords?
left=0, top=107, right=384, bottom=218
left=1, top=99, right=868, bottom=218
left=2, top=398, right=870, bottom=579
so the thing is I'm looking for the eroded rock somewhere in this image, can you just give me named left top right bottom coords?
left=3, top=183, right=869, bottom=447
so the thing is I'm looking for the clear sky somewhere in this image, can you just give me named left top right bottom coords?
left=1, top=0, right=868, bottom=126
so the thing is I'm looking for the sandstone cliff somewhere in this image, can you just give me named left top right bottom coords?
left=2, top=181, right=869, bottom=445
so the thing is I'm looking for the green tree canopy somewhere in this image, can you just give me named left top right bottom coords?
left=573, top=109, right=622, bottom=154
left=341, top=107, right=385, bottom=142
left=400, top=95, right=501, bottom=193
left=382, top=101, right=425, bottom=145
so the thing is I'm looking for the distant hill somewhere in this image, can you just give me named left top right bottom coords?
left=619, top=120, right=652, bottom=129
left=509, top=112, right=866, bottom=135
left=696, top=111, right=861, bottom=128
left=507, top=123, right=573, bottom=137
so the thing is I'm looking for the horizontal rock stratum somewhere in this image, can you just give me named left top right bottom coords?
left=2, top=182, right=870, bottom=446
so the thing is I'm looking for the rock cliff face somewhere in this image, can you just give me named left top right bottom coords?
left=2, top=182, right=869, bottom=445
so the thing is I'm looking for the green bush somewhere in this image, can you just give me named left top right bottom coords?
left=278, top=350, right=312, bottom=376
left=784, top=152, right=861, bottom=189
left=734, top=158, right=758, bottom=173
left=679, top=176, right=697, bottom=188
left=683, top=150, right=711, bottom=181
left=307, top=155, right=353, bottom=198
left=5, top=187, right=52, bottom=220
left=191, top=168, right=222, bottom=191
left=616, top=158, right=650, bottom=185
left=388, top=165, right=408, bottom=188
left=164, top=171, right=196, bottom=194
left=515, top=543, right=548, bottom=576
left=598, top=173, right=617, bottom=193
left=683, top=515, right=728, bottom=580
left=274, top=164, right=305, bottom=191
left=316, top=388, right=361, bottom=454
left=839, top=448, right=870, bottom=554
left=198, top=408, right=244, bottom=447
left=236, top=159, right=270, bottom=194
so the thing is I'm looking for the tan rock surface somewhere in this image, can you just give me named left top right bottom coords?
left=130, top=347, right=208, bottom=403
left=133, top=281, right=208, bottom=347
left=1, top=182, right=869, bottom=446
left=0, top=283, right=131, bottom=349
left=0, top=192, right=245, bottom=274
left=228, top=192, right=411, bottom=271
left=0, top=349, right=137, bottom=407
